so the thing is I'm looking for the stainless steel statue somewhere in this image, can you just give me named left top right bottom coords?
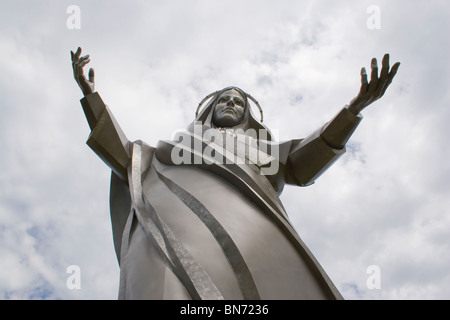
left=71, top=47, right=399, bottom=300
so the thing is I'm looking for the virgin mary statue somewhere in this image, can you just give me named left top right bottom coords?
left=71, top=47, right=399, bottom=300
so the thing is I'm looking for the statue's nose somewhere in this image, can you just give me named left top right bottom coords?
left=227, top=100, right=234, bottom=107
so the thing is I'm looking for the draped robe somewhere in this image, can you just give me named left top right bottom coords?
left=80, top=91, right=362, bottom=300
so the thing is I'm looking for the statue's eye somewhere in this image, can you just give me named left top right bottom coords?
left=234, top=100, right=243, bottom=106
left=219, top=97, right=228, bottom=103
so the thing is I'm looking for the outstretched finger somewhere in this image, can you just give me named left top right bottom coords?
left=366, top=58, right=379, bottom=98
left=360, top=67, right=368, bottom=94
left=350, top=67, right=369, bottom=110
left=75, top=55, right=90, bottom=69
left=374, top=54, right=390, bottom=97
left=370, top=58, right=379, bottom=82
left=74, top=47, right=82, bottom=61
left=78, top=54, right=90, bottom=62
left=380, top=62, right=400, bottom=96
left=379, top=54, right=390, bottom=82
left=88, top=68, right=95, bottom=83
left=79, top=58, right=90, bottom=68
left=388, top=62, right=400, bottom=82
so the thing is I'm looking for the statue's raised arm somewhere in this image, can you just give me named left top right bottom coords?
left=286, top=54, right=400, bottom=187
left=71, top=47, right=131, bottom=181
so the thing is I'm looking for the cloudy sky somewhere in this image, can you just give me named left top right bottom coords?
left=0, top=0, right=449, bottom=300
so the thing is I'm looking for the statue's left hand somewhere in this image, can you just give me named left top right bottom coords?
left=348, top=54, right=400, bottom=115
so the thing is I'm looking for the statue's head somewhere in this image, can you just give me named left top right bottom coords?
left=212, top=88, right=247, bottom=128
left=191, top=86, right=273, bottom=141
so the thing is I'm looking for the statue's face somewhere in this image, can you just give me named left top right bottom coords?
left=212, top=89, right=246, bottom=128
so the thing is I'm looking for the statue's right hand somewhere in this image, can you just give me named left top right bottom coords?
left=71, top=47, right=95, bottom=96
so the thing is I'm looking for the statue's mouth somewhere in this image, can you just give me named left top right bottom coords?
left=221, top=107, right=236, bottom=115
